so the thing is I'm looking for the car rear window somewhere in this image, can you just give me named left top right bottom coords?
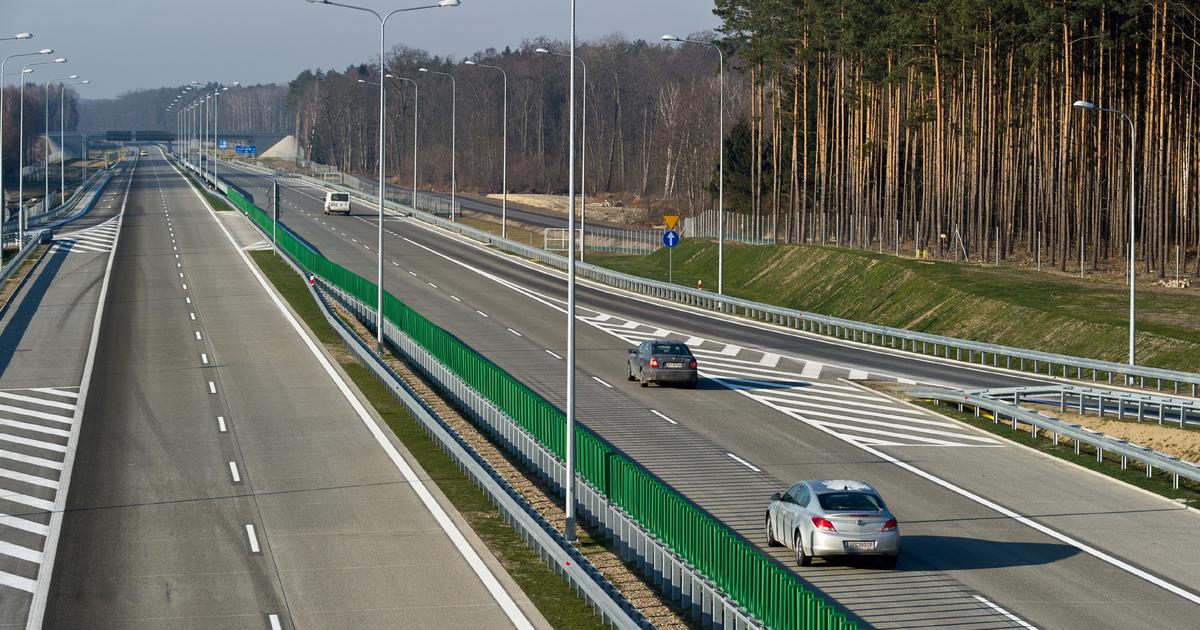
left=816, top=492, right=883, bottom=512
left=651, top=343, right=690, bottom=355
left=331, top=193, right=349, bottom=202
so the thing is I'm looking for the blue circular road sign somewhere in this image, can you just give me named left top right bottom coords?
left=662, top=230, right=681, bottom=248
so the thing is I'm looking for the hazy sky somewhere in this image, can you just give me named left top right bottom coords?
left=2, top=1, right=721, bottom=99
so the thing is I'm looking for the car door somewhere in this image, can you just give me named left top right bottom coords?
left=793, top=484, right=813, bottom=547
left=631, top=342, right=646, bottom=373
left=776, top=483, right=806, bottom=546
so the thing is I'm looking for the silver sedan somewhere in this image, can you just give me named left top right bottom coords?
left=766, top=479, right=899, bottom=568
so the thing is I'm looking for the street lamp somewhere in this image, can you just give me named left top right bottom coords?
left=535, top=47, right=588, bottom=261
left=18, top=57, right=66, bottom=244
left=1074, top=99, right=1138, bottom=368
left=306, top=0, right=461, bottom=353
left=418, top=67, right=456, bottom=216
left=663, top=34, right=725, bottom=294
left=1, top=33, right=33, bottom=42
left=1, top=47, right=52, bottom=241
left=61, top=78, right=90, bottom=202
left=45, top=75, right=78, bottom=211
left=212, top=82, right=239, bottom=182
left=463, top=58, right=507, bottom=238
left=562, top=0, right=580, bottom=543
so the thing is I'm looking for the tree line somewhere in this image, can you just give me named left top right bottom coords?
left=714, top=0, right=1200, bottom=276
left=285, top=35, right=743, bottom=214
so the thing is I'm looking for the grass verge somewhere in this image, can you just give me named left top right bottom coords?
left=181, top=171, right=234, bottom=211
left=589, top=240, right=1200, bottom=372
left=248, top=249, right=607, bottom=629
left=907, top=394, right=1200, bottom=505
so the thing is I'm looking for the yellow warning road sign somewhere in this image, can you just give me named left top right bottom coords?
left=663, top=214, right=679, bottom=230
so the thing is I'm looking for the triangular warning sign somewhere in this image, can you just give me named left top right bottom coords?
left=663, top=215, right=679, bottom=230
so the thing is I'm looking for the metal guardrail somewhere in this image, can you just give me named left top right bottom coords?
left=26, top=168, right=110, bottom=229
left=241, top=160, right=1200, bottom=399
left=193, top=156, right=650, bottom=629
left=303, top=254, right=648, bottom=629
left=975, top=384, right=1200, bottom=429
left=911, top=387, right=1200, bottom=490
left=197, top=156, right=819, bottom=630
left=0, top=229, right=48, bottom=290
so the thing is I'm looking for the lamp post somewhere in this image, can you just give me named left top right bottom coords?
left=1, top=46, right=52, bottom=239
left=418, top=67, right=455, bottom=216
left=563, top=0, right=578, bottom=543
left=663, top=34, right=725, bottom=294
left=1, top=33, right=33, bottom=43
left=45, top=75, right=78, bottom=211
left=463, top=58, right=507, bottom=238
left=212, top=82, right=238, bottom=181
left=1074, top=99, right=1137, bottom=368
left=61, top=78, right=90, bottom=201
left=535, top=47, right=588, bottom=261
left=18, top=57, right=66, bottom=243
left=306, top=0, right=461, bottom=353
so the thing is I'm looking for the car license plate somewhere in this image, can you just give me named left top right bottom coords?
left=844, top=541, right=877, bottom=551
left=665, top=362, right=684, bottom=369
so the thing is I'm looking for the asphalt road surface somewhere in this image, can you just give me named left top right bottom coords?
left=217, top=158, right=1200, bottom=629
left=32, top=152, right=542, bottom=630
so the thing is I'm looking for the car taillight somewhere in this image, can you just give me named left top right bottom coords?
left=811, top=517, right=837, bottom=532
left=689, top=359, right=697, bottom=369
left=649, top=357, right=660, bottom=369
left=881, top=518, right=897, bottom=532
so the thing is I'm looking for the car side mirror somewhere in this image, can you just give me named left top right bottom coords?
left=627, top=349, right=637, bottom=354
left=770, top=492, right=782, bottom=502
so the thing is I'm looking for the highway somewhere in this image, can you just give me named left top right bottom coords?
left=0, top=167, right=128, bottom=626
left=17, top=151, right=542, bottom=629
left=218, top=157, right=1200, bottom=629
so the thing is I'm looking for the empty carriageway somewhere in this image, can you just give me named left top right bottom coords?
left=213, top=160, right=1200, bottom=630
left=40, top=150, right=541, bottom=630
left=0, top=164, right=130, bottom=627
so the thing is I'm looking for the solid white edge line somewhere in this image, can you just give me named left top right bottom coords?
left=650, top=410, right=678, bottom=425
left=973, top=595, right=1037, bottom=629
left=380, top=202, right=1200, bottom=608
left=26, top=157, right=134, bottom=630
left=172, top=155, right=534, bottom=629
left=726, top=453, right=761, bottom=473
left=245, top=524, right=260, bottom=553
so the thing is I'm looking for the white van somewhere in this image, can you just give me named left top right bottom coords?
left=324, top=191, right=351, bottom=215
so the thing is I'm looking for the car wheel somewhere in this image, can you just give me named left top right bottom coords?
left=639, top=369, right=648, bottom=388
left=879, top=553, right=899, bottom=569
left=765, top=516, right=779, bottom=547
left=795, top=532, right=811, bottom=567
left=686, top=377, right=698, bottom=389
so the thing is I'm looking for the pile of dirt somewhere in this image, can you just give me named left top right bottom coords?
left=485, top=193, right=655, bottom=226
left=1027, top=404, right=1200, bottom=463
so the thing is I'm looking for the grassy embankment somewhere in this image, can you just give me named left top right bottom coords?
left=591, top=240, right=1200, bottom=372
left=248, top=250, right=606, bottom=629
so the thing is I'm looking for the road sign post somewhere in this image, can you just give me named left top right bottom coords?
left=662, top=228, right=680, bottom=284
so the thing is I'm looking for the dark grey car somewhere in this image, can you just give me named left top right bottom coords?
left=627, top=340, right=698, bottom=388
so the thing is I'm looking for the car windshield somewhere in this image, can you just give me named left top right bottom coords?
left=331, top=193, right=349, bottom=202
left=816, top=492, right=883, bottom=512
left=651, top=343, right=690, bottom=355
